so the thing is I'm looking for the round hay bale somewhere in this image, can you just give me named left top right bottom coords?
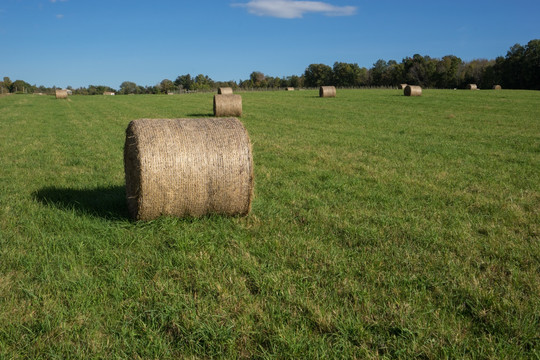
left=398, top=84, right=407, bottom=89
left=319, top=86, right=336, bottom=98
left=218, top=87, right=233, bottom=95
left=404, top=85, right=422, bottom=96
left=286, top=87, right=295, bottom=91
left=55, top=89, right=68, bottom=99
left=214, top=94, right=242, bottom=117
left=466, top=84, right=478, bottom=90
left=124, top=117, right=254, bottom=220
left=493, top=85, right=502, bottom=90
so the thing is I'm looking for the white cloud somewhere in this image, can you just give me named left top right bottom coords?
left=232, top=0, right=356, bottom=19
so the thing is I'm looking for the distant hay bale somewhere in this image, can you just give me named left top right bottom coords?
left=404, top=85, right=422, bottom=96
left=467, top=84, right=478, bottom=90
left=55, top=89, right=68, bottom=99
left=493, top=85, right=502, bottom=90
left=398, top=84, right=407, bottom=89
left=286, top=87, right=295, bottom=91
left=218, top=87, right=233, bottom=95
left=319, top=86, right=336, bottom=98
left=103, top=91, right=115, bottom=96
left=124, top=117, right=254, bottom=220
left=214, top=94, right=242, bottom=117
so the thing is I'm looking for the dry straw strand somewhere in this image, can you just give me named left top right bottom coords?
left=319, top=86, right=336, bottom=98
left=218, top=87, right=233, bottom=95
left=467, top=84, right=478, bottom=90
left=404, top=85, right=422, bottom=96
left=124, top=117, right=254, bottom=220
left=55, top=89, right=68, bottom=99
left=214, top=94, right=242, bottom=117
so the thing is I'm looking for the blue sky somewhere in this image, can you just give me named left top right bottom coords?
left=1, top=0, right=539, bottom=89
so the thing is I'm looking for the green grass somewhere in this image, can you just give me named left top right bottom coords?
left=0, top=89, right=539, bottom=358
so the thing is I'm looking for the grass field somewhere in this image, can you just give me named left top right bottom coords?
left=0, top=89, right=539, bottom=358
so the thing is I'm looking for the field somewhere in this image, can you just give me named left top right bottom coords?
left=0, top=89, right=538, bottom=358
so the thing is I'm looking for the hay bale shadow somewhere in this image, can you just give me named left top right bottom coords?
left=187, top=113, right=214, bottom=117
left=33, top=186, right=129, bottom=220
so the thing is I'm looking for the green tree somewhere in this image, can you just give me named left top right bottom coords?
left=385, top=60, right=405, bottom=86
left=11, top=79, right=33, bottom=93
left=403, top=54, right=437, bottom=87
left=249, top=71, right=266, bottom=88
left=174, top=74, right=193, bottom=91
left=159, top=79, right=175, bottom=94
left=457, top=59, right=492, bottom=88
left=435, top=55, right=462, bottom=88
left=523, top=39, right=540, bottom=89
left=304, top=64, right=333, bottom=87
left=3, top=77, right=13, bottom=92
left=333, top=62, right=366, bottom=87
left=191, top=74, right=214, bottom=91
left=287, top=75, right=303, bottom=88
left=502, top=44, right=526, bottom=88
left=119, top=81, right=139, bottom=95
left=370, top=59, right=388, bottom=86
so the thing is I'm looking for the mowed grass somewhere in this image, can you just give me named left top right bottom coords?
left=0, top=89, right=538, bottom=358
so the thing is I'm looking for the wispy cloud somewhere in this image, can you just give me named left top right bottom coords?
left=232, top=0, right=356, bottom=19
left=50, top=0, right=68, bottom=3
left=56, top=14, right=64, bottom=19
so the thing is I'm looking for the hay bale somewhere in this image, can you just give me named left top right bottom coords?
left=214, top=94, right=242, bottom=117
left=124, top=117, right=254, bottom=220
left=55, top=89, right=68, bottom=99
left=218, top=87, right=233, bottom=95
left=467, top=84, right=478, bottom=90
left=286, top=87, right=295, bottom=91
left=493, top=85, right=502, bottom=90
left=398, top=84, right=407, bottom=89
left=319, top=86, right=336, bottom=98
left=404, top=85, right=422, bottom=96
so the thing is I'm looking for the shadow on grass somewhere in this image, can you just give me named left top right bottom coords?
left=187, top=113, right=215, bottom=117
left=33, top=186, right=130, bottom=221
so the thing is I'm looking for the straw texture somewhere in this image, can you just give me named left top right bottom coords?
left=124, top=118, right=254, bottom=220
left=214, top=94, right=242, bottom=117
left=319, top=86, right=336, bottom=98
left=493, top=85, right=502, bottom=90
left=218, top=87, right=233, bottom=95
left=404, top=85, right=422, bottom=96
left=55, top=89, right=68, bottom=99
left=467, top=84, right=478, bottom=90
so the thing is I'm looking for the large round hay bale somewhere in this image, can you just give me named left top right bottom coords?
left=214, top=94, right=242, bottom=117
left=404, top=85, right=422, bottom=96
left=55, top=89, right=68, bottom=99
left=286, top=87, right=295, bottom=91
left=319, top=86, right=336, bottom=98
left=493, top=85, right=502, bottom=90
left=467, top=84, right=478, bottom=90
left=218, top=87, right=233, bottom=95
left=398, top=84, right=407, bottom=89
left=124, top=118, right=254, bottom=220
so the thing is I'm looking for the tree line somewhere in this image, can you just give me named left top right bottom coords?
left=1, top=39, right=538, bottom=95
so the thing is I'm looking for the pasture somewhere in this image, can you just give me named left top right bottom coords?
left=0, top=89, right=538, bottom=358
